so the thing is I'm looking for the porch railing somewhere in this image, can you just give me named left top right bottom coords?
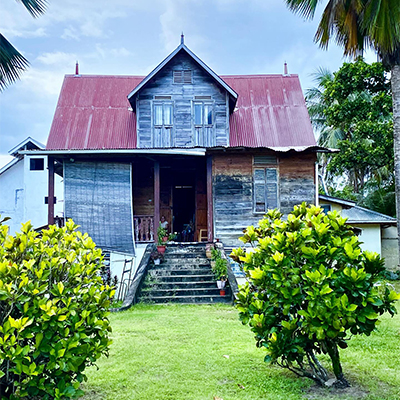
left=133, top=215, right=154, bottom=243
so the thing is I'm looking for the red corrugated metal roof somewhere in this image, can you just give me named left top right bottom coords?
left=46, top=74, right=316, bottom=150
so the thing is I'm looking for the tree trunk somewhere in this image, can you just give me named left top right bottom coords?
left=325, top=341, right=350, bottom=388
left=391, top=64, right=400, bottom=268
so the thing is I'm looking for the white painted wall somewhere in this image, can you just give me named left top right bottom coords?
left=0, top=156, right=63, bottom=235
left=353, top=224, right=381, bottom=255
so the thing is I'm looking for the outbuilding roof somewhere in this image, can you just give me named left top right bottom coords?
left=319, top=195, right=397, bottom=225
left=46, top=73, right=316, bottom=151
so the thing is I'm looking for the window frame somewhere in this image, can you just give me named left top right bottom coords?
left=153, top=100, right=174, bottom=128
left=193, top=101, right=214, bottom=127
left=252, top=156, right=279, bottom=214
left=30, top=158, right=44, bottom=171
left=173, top=70, right=192, bottom=84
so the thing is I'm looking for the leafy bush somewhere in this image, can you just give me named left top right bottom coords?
left=211, top=248, right=227, bottom=281
left=157, top=226, right=167, bottom=246
left=0, top=218, right=114, bottom=399
left=231, top=204, right=400, bottom=387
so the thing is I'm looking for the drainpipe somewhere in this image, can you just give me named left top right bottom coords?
left=315, top=162, right=319, bottom=206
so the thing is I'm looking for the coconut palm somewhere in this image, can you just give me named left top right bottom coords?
left=285, top=0, right=400, bottom=266
left=0, top=0, right=47, bottom=91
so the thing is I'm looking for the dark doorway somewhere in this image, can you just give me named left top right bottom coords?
left=173, top=186, right=195, bottom=240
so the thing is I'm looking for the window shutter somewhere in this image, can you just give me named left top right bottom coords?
left=183, top=70, right=192, bottom=83
left=173, top=70, right=182, bottom=83
left=265, top=168, right=278, bottom=209
left=254, top=168, right=266, bottom=213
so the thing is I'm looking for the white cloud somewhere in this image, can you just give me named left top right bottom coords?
left=61, top=26, right=81, bottom=41
left=36, top=52, right=78, bottom=66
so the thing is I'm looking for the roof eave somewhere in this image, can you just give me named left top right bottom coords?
left=127, top=44, right=238, bottom=110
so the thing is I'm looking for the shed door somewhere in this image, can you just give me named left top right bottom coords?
left=64, top=161, right=135, bottom=255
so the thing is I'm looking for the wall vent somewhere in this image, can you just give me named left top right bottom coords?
left=195, top=96, right=212, bottom=100
left=154, top=96, right=172, bottom=100
left=253, top=155, right=278, bottom=165
left=173, top=70, right=192, bottom=84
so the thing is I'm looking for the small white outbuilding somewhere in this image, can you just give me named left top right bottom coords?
left=319, top=195, right=398, bottom=271
left=0, top=137, right=63, bottom=235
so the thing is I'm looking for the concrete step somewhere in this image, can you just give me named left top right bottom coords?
left=149, top=268, right=213, bottom=276
left=142, top=281, right=217, bottom=290
left=151, top=274, right=215, bottom=282
left=140, top=294, right=232, bottom=304
left=141, top=287, right=230, bottom=297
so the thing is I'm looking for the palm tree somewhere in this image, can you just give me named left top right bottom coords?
left=0, top=0, right=47, bottom=91
left=285, top=0, right=400, bottom=267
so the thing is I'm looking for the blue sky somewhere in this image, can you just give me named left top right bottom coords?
left=0, top=0, right=374, bottom=168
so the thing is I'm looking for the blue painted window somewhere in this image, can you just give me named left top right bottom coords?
left=194, top=102, right=213, bottom=126
left=154, top=102, right=173, bottom=126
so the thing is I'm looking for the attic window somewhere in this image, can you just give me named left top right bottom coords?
left=173, top=70, right=192, bottom=84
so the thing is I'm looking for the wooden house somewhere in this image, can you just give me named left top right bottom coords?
left=35, top=37, right=319, bottom=255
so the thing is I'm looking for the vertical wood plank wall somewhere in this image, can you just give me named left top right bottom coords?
left=137, top=52, right=228, bottom=148
left=213, top=151, right=316, bottom=247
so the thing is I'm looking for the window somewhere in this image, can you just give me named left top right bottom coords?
left=154, top=102, right=173, bottom=127
left=194, top=102, right=213, bottom=126
left=173, top=70, right=192, bottom=84
left=253, top=156, right=279, bottom=213
left=321, top=204, right=331, bottom=214
left=30, top=158, right=44, bottom=171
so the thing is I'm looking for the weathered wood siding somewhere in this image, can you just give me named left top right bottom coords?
left=213, top=152, right=316, bottom=247
left=137, top=51, right=229, bottom=148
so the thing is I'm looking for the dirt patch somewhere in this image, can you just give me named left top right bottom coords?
left=303, top=382, right=369, bottom=400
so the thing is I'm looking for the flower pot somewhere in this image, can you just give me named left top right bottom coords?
left=154, top=259, right=161, bottom=265
left=220, top=289, right=226, bottom=296
left=217, top=280, right=226, bottom=289
left=157, top=245, right=166, bottom=255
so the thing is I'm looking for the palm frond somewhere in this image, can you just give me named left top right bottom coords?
left=17, top=0, right=47, bottom=18
left=0, top=34, right=29, bottom=91
left=284, top=0, right=321, bottom=19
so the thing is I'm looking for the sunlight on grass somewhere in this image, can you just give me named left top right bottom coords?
left=82, top=302, right=400, bottom=400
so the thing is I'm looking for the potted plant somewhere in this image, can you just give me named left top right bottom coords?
left=211, top=248, right=228, bottom=296
left=151, top=250, right=163, bottom=265
left=157, top=225, right=167, bottom=255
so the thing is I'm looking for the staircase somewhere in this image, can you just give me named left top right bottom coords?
left=138, top=243, right=232, bottom=304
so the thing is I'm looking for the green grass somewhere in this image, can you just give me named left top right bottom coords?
left=81, top=300, right=400, bottom=400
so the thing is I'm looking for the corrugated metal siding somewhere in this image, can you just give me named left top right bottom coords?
left=46, top=74, right=316, bottom=151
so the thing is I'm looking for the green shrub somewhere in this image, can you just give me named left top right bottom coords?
left=211, top=248, right=227, bottom=281
left=0, top=217, right=114, bottom=399
left=231, top=204, right=400, bottom=388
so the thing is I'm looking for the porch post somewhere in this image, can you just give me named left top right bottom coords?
left=154, top=160, right=160, bottom=238
left=48, top=156, right=55, bottom=226
left=206, top=155, right=214, bottom=242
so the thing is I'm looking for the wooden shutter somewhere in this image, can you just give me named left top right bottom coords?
left=265, top=168, right=278, bottom=209
left=253, top=168, right=266, bottom=213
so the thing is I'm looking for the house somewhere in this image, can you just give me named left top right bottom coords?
left=21, top=37, right=320, bottom=259
left=0, top=137, right=63, bottom=235
left=319, top=194, right=398, bottom=270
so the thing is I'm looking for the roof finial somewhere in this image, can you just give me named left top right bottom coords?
left=181, top=32, right=184, bottom=45
left=284, top=61, right=288, bottom=76
left=75, top=61, right=79, bottom=75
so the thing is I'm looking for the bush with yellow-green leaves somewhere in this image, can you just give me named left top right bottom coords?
left=0, top=217, right=114, bottom=399
left=232, top=204, right=400, bottom=388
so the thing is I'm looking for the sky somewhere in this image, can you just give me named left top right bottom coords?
left=0, top=0, right=376, bottom=168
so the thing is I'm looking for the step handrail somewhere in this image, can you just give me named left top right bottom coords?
left=113, top=243, right=156, bottom=311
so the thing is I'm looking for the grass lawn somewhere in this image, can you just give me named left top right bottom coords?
left=81, top=293, right=400, bottom=400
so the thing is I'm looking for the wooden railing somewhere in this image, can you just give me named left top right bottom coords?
left=133, top=215, right=154, bottom=242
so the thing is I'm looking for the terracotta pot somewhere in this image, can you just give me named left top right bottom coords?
left=157, top=245, right=166, bottom=255
left=220, top=289, right=226, bottom=296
